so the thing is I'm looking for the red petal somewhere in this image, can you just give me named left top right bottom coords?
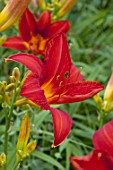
left=50, top=108, right=71, bottom=147
left=5, top=53, right=43, bottom=77
left=19, top=9, right=31, bottom=41
left=2, top=36, right=27, bottom=50
left=67, top=63, right=84, bottom=83
left=56, top=81, right=104, bottom=104
left=42, top=20, right=70, bottom=38
left=20, top=73, right=50, bottom=110
left=24, top=8, right=38, bottom=35
left=93, top=119, right=113, bottom=158
left=37, top=11, right=51, bottom=32
left=42, top=33, right=71, bottom=87
left=70, top=150, right=113, bottom=170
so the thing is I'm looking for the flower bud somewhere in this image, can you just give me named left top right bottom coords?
left=37, top=0, right=46, bottom=11
left=2, top=81, right=7, bottom=87
left=17, top=114, right=30, bottom=151
left=104, top=72, right=113, bottom=103
left=93, top=93, right=103, bottom=108
left=57, top=0, right=77, bottom=18
left=12, top=67, right=20, bottom=82
left=103, top=100, right=113, bottom=112
left=9, top=76, right=16, bottom=83
left=0, top=81, right=7, bottom=93
left=0, top=153, right=6, bottom=167
left=0, top=0, right=30, bottom=32
left=15, top=98, right=28, bottom=106
left=15, top=98, right=38, bottom=107
left=25, top=141, right=36, bottom=154
left=5, top=93, right=10, bottom=104
left=16, top=114, right=36, bottom=160
left=5, top=83, right=15, bottom=91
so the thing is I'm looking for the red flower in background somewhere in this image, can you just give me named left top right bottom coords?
left=6, top=33, right=104, bottom=147
left=2, top=8, right=70, bottom=56
left=70, top=120, right=113, bottom=170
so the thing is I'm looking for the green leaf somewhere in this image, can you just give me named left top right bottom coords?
left=34, top=110, right=49, bottom=128
left=7, top=148, right=16, bottom=170
left=33, top=151, right=65, bottom=170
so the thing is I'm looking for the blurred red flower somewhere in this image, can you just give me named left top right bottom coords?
left=6, top=33, right=104, bottom=147
left=2, top=8, right=70, bottom=56
left=70, top=120, right=113, bottom=170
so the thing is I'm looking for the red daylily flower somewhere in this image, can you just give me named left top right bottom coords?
left=2, top=8, right=70, bottom=56
left=70, top=150, right=113, bottom=170
left=6, top=33, right=104, bottom=147
left=70, top=120, right=113, bottom=170
left=93, top=119, right=113, bottom=159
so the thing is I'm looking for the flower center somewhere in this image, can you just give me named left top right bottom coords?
left=24, top=34, right=47, bottom=54
left=41, top=71, right=70, bottom=103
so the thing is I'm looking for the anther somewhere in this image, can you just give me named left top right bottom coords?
left=56, top=75, right=60, bottom=80
left=64, top=71, right=69, bottom=79
left=59, top=81, right=63, bottom=87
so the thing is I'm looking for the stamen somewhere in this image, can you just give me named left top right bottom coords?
left=98, top=152, right=102, bottom=159
left=59, top=81, right=63, bottom=87
left=56, top=75, right=60, bottom=80
left=64, top=71, right=69, bottom=79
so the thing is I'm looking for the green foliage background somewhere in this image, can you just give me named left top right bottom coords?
left=0, top=0, right=113, bottom=169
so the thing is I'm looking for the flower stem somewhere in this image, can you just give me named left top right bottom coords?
left=4, top=81, right=23, bottom=170
left=99, top=109, right=104, bottom=128
left=4, top=88, right=17, bottom=156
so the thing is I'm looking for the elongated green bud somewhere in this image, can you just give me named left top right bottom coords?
left=104, top=72, right=113, bottom=103
left=37, top=0, right=46, bottom=11
left=17, top=114, right=30, bottom=151
left=57, top=0, right=77, bottom=18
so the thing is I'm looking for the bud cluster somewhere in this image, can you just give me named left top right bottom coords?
left=0, top=67, right=20, bottom=107
left=37, top=0, right=77, bottom=20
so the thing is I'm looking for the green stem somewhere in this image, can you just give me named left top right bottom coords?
left=4, top=82, right=22, bottom=170
left=4, top=107, right=8, bottom=154
left=4, top=81, right=23, bottom=156
left=4, top=88, right=17, bottom=156
left=99, top=109, right=104, bottom=128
